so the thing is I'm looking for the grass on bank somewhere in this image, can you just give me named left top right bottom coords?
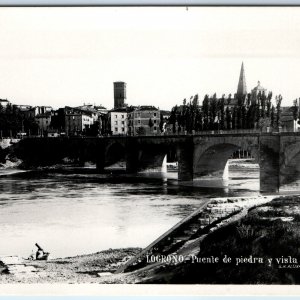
left=143, top=195, right=300, bottom=284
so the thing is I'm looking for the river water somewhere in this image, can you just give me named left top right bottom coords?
left=0, top=160, right=261, bottom=258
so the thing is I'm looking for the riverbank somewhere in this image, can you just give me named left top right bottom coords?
left=3, top=195, right=300, bottom=284
left=0, top=248, right=141, bottom=283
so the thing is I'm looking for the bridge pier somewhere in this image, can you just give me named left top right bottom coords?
left=125, top=140, right=140, bottom=173
left=78, top=144, right=86, bottom=167
left=259, top=135, right=280, bottom=192
left=95, top=145, right=105, bottom=172
left=96, top=156, right=105, bottom=172
left=177, top=143, right=194, bottom=181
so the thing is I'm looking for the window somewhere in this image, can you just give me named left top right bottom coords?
left=154, top=113, right=157, bottom=117
left=115, top=121, right=118, bottom=125
left=122, top=121, right=125, bottom=125
left=154, top=126, right=157, bottom=131
left=115, top=115, right=118, bottom=118
left=122, top=128, right=125, bottom=132
left=154, top=120, right=157, bottom=124
left=122, top=115, right=124, bottom=118
left=138, top=120, right=141, bottom=124
left=115, top=127, right=118, bottom=132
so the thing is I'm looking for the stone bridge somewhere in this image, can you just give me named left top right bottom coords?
left=14, top=132, right=300, bottom=192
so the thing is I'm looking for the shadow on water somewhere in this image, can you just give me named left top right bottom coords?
left=0, top=167, right=258, bottom=199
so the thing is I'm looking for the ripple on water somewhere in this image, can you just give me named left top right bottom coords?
left=0, top=163, right=264, bottom=258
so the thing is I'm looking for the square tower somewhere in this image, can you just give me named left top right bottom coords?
left=114, top=81, right=126, bottom=109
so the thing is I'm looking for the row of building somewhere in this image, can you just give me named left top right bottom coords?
left=0, top=82, right=164, bottom=137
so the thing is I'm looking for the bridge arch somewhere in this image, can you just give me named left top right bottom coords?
left=80, top=141, right=99, bottom=165
left=105, top=142, right=126, bottom=167
left=280, top=140, right=300, bottom=186
left=193, top=137, right=259, bottom=179
left=137, top=143, right=178, bottom=172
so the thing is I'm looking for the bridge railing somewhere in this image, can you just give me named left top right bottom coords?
left=159, top=127, right=300, bottom=136
left=16, top=127, right=300, bottom=139
left=159, top=129, right=261, bottom=136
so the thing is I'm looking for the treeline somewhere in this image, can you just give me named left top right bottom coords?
left=168, top=92, right=282, bottom=133
left=0, top=103, right=38, bottom=137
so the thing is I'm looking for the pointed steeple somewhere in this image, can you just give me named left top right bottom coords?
left=237, top=62, right=247, bottom=96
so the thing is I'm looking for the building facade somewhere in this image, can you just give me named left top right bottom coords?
left=0, top=99, right=10, bottom=109
left=251, top=81, right=267, bottom=104
left=128, top=106, right=160, bottom=136
left=108, top=108, right=128, bottom=135
left=34, top=106, right=52, bottom=116
left=281, top=106, right=299, bottom=132
left=64, top=107, right=94, bottom=135
left=35, top=112, right=52, bottom=134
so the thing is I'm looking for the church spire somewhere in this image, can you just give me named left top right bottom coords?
left=237, top=62, right=247, bottom=96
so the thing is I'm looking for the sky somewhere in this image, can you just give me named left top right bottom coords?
left=0, top=7, right=300, bottom=110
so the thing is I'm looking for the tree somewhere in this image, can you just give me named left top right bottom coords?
left=5, top=103, right=12, bottom=115
left=232, top=107, right=237, bottom=129
left=276, top=94, right=283, bottom=129
left=195, top=110, right=203, bottom=132
left=246, top=93, right=251, bottom=107
left=241, top=105, right=247, bottom=129
left=159, top=112, right=164, bottom=132
left=270, top=105, right=276, bottom=129
left=225, top=107, right=231, bottom=130
left=148, top=118, right=154, bottom=128
left=202, top=95, right=210, bottom=130
left=292, top=99, right=299, bottom=122
left=236, top=105, right=242, bottom=129
left=227, top=94, right=232, bottom=105
left=246, top=105, right=255, bottom=129
left=260, top=91, right=267, bottom=118
left=258, top=117, right=271, bottom=132
left=266, top=92, right=273, bottom=117
left=136, top=127, right=146, bottom=136
left=169, top=106, right=178, bottom=133
left=148, top=118, right=154, bottom=134
left=192, top=94, right=199, bottom=106
left=219, top=96, right=225, bottom=130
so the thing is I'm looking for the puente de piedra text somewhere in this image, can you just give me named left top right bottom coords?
left=13, top=132, right=300, bottom=192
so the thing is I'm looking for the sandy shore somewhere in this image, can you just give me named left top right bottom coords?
left=0, top=248, right=141, bottom=284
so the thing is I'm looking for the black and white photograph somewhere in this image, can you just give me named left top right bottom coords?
left=1, top=5, right=300, bottom=286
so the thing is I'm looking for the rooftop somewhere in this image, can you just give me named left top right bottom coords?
left=94, top=105, right=107, bottom=110
left=252, top=81, right=267, bottom=93
left=136, top=105, right=159, bottom=111
left=109, top=108, right=128, bottom=113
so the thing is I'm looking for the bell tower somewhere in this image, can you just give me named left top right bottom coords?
left=114, top=81, right=126, bottom=109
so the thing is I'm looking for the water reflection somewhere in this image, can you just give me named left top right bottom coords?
left=0, top=160, right=261, bottom=258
